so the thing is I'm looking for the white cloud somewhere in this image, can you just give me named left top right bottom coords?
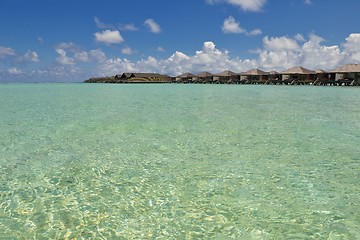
left=8, top=67, right=22, bottom=75
left=121, top=24, right=138, bottom=31
left=144, top=19, right=161, bottom=33
left=248, top=29, right=262, bottom=36
left=57, top=42, right=77, bottom=50
left=99, top=58, right=137, bottom=75
left=0, top=47, right=16, bottom=58
left=222, top=16, right=261, bottom=36
left=0, top=47, right=39, bottom=63
left=89, top=49, right=107, bottom=62
left=74, top=51, right=89, bottom=62
left=50, top=33, right=360, bottom=80
left=95, top=30, right=124, bottom=44
left=263, top=36, right=299, bottom=51
left=3, top=33, right=359, bottom=82
left=98, top=41, right=257, bottom=76
left=68, top=47, right=107, bottom=63
left=259, top=34, right=346, bottom=70
left=222, top=16, right=245, bottom=34
left=343, top=33, right=360, bottom=62
left=229, top=0, right=267, bottom=11
left=304, top=0, right=312, bottom=5
left=55, top=48, right=75, bottom=65
left=23, top=51, right=39, bottom=62
left=295, top=33, right=305, bottom=42
left=207, top=0, right=267, bottom=12
left=54, top=43, right=107, bottom=66
left=121, top=47, right=133, bottom=55
left=164, top=51, right=192, bottom=74
left=300, top=34, right=344, bottom=69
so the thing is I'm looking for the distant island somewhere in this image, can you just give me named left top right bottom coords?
left=84, top=64, right=360, bottom=86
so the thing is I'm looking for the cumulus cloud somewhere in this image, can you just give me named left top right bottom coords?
left=74, top=52, right=89, bottom=62
left=343, top=33, right=360, bottom=62
left=121, top=24, right=138, bottom=31
left=300, top=34, right=344, bottom=68
left=263, top=36, right=299, bottom=51
left=56, top=42, right=106, bottom=64
left=53, top=41, right=106, bottom=67
left=0, top=46, right=39, bottom=63
left=98, top=41, right=256, bottom=76
left=95, top=30, right=124, bottom=44
left=248, top=29, right=262, bottom=36
left=57, top=42, right=77, bottom=51
left=99, top=58, right=137, bottom=75
left=222, top=16, right=261, bottom=36
left=222, top=16, right=245, bottom=34
left=207, top=0, right=267, bottom=12
left=89, top=49, right=107, bottom=62
left=49, top=33, right=360, bottom=81
left=0, top=47, right=16, bottom=58
left=295, top=33, right=306, bottom=42
left=144, top=19, right=161, bottom=33
left=259, top=33, right=346, bottom=70
left=3, top=33, right=360, bottom=82
left=22, top=51, right=39, bottom=62
left=95, top=33, right=352, bottom=75
left=55, top=48, right=75, bottom=65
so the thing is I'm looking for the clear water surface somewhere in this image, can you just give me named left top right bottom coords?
left=0, top=83, right=359, bottom=239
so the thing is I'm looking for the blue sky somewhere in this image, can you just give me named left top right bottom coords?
left=0, top=0, right=359, bottom=82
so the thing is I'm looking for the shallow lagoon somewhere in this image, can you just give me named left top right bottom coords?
left=0, top=83, right=359, bottom=239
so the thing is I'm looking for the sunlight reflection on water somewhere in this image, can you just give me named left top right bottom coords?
left=0, top=84, right=359, bottom=239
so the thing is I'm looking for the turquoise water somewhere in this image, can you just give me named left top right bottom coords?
left=0, top=83, right=359, bottom=239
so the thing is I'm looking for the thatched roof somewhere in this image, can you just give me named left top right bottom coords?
left=269, top=71, right=279, bottom=75
left=242, top=68, right=269, bottom=76
left=281, top=66, right=316, bottom=75
left=197, top=71, right=213, bottom=77
left=216, top=70, right=237, bottom=76
left=316, top=69, right=327, bottom=74
left=329, top=64, right=360, bottom=73
left=122, top=73, right=170, bottom=78
left=121, top=73, right=133, bottom=78
left=177, top=72, right=196, bottom=78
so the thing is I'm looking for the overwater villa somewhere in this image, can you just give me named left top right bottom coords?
left=313, top=69, right=332, bottom=85
left=279, top=66, right=316, bottom=85
left=329, top=63, right=360, bottom=85
left=240, top=68, right=270, bottom=84
left=175, top=72, right=197, bottom=83
left=84, top=63, right=360, bottom=86
left=266, top=71, right=281, bottom=84
left=197, top=72, right=214, bottom=84
left=213, top=70, right=239, bottom=84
